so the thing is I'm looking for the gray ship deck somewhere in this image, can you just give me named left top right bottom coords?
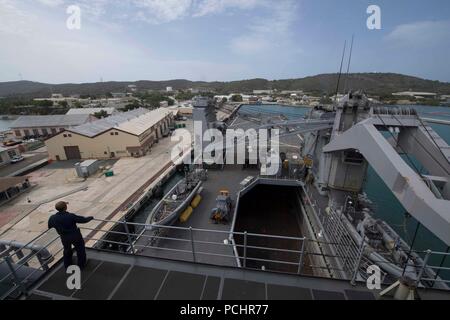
left=26, top=248, right=450, bottom=300
left=135, top=165, right=260, bottom=266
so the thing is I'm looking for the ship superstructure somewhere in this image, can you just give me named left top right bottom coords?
left=298, top=91, right=450, bottom=288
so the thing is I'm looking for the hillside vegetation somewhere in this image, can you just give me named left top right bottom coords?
left=1, top=73, right=450, bottom=98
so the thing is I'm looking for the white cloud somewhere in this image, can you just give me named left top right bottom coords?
left=193, top=0, right=260, bottom=17
left=230, top=35, right=271, bottom=55
left=385, top=20, right=450, bottom=48
left=36, top=0, right=65, bottom=7
left=80, top=0, right=109, bottom=18
left=229, top=0, right=298, bottom=55
left=0, top=0, right=248, bottom=82
left=0, top=0, right=299, bottom=82
left=0, top=0, right=38, bottom=36
left=29, top=0, right=264, bottom=25
left=132, top=0, right=193, bottom=23
left=130, top=0, right=261, bottom=24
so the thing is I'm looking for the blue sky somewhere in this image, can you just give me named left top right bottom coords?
left=1, top=0, right=450, bottom=83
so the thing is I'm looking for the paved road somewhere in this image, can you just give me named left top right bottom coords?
left=0, top=153, right=48, bottom=177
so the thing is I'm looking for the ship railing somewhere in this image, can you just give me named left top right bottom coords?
left=82, top=218, right=450, bottom=288
left=258, top=170, right=304, bottom=182
left=0, top=228, right=63, bottom=300
left=302, top=183, right=364, bottom=279
left=82, top=218, right=374, bottom=277
left=82, top=219, right=311, bottom=270
left=1, top=220, right=449, bottom=300
left=301, top=184, right=450, bottom=288
left=414, top=250, right=450, bottom=288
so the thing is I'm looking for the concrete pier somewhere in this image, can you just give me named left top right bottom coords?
left=0, top=123, right=193, bottom=265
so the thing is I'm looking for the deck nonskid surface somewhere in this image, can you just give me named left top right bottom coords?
left=135, top=165, right=259, bottom=266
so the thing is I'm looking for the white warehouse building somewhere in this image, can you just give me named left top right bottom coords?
left=45, top=108, right=174, bottom=160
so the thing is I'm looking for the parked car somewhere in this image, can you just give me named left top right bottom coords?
left=10, top=155, right=25, bottom=164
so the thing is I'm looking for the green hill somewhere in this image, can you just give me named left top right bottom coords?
left=1, top=73, right=450, bottom=98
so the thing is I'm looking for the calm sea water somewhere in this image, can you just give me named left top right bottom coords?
left=240, top=104, right=450, bottom=274
left=0, top=118, right=14, bottom=131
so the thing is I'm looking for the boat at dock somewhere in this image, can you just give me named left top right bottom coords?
left=145, top=168, right=206, bottom=229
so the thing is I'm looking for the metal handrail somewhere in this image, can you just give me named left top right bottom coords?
left=84, top=229, right=305, bottom=261
left=91, top=217, right=308, bottom=241
left=421, top=278, right=450, bottom=284
left=430, top=251, right=450, bottom=256
left=0, top=235, right=60, bottom=284
left=86, top=227, right=366, bottom=263
left=0, top=228, right=54, bottom=260
left=427, top=265, right=450, bottom=271
left=0, top=236, right=64, bottom=300
left=84, top=221, right=311, bottom=271
left=0, top=246, right=65, bottom=300
left=1, top=216, right=450, bottom=300
left=86, top=218, right=450, bottom=287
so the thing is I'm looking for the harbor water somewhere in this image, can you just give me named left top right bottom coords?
left=130, top=171, right=184, bottom=225
left=0, top=118, right=14, bottom=132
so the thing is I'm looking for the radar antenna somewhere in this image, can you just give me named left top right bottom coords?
left=343, top=34, right=355, bottom=93
left=333, top=40, right=347, bottom=104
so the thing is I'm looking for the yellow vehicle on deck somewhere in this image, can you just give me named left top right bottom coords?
left=210, top=190, right=232, bottom=224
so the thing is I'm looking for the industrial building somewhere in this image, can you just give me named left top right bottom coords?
left=392, top=91, right=438, bottom=98
left=10, top=114, right=94, bottom=139
left=111, top=92, right=127, bottom=98
left=253, top=90, right=274, bottom=95
left=192, top=96, right=214, bottom=108
left=168, top=106, right=192, bottom=116
left=0, top=146, right=20, bottom=167
left=45, top=108, right=174, bottom=161
left=33, top=94, right=79, bottom=105
left=0, top=176, right=31, bottom=204
left=66, top=107, right=117, bottom=116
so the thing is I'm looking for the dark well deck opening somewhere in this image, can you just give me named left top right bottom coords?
left=234, top=184, right=311, bottom=274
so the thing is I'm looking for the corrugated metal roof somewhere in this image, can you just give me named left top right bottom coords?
left=117, top=108, right=172, bottom=136
left=69, top=108, right=169, bottom=137
left=11, top=114, right=91, bottom=128
left=66, top=108, right=116, bottom=115
left=0, top=177, right=28, bottom=192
